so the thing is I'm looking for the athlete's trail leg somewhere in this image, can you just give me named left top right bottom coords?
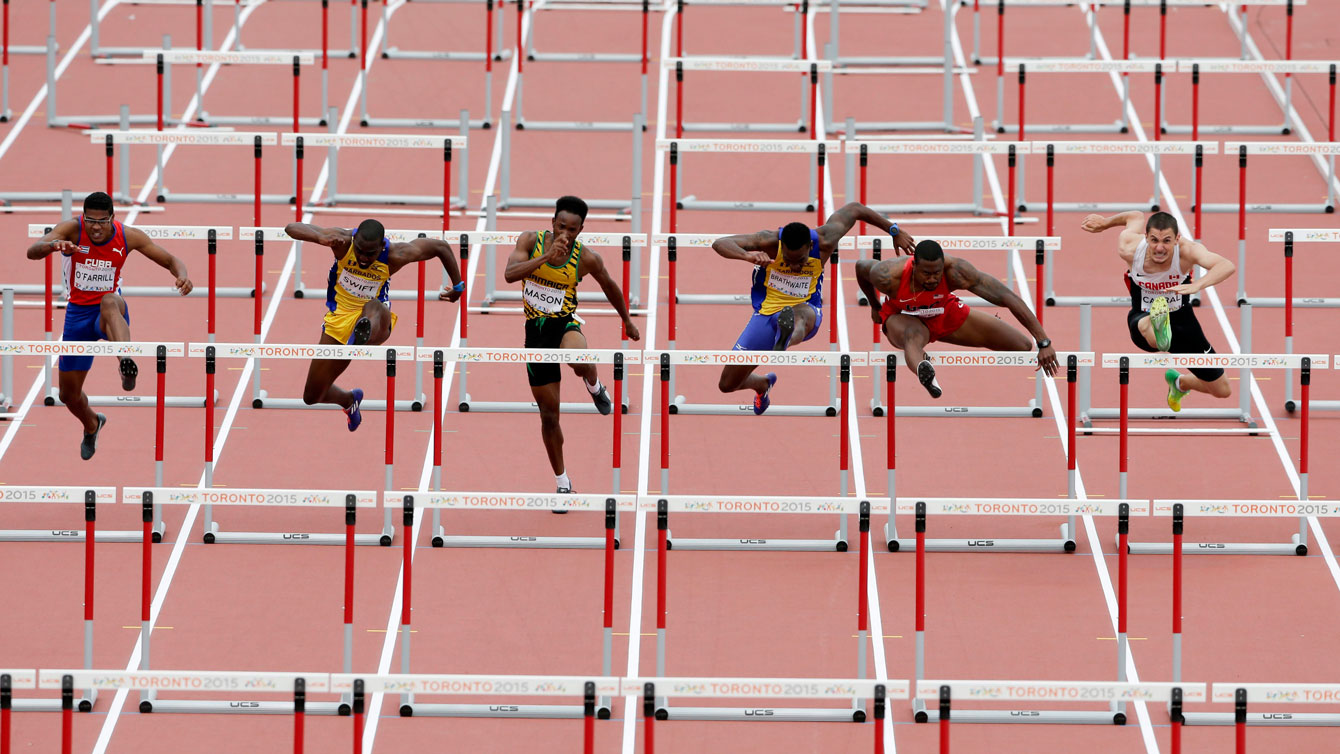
left=1175, top=372, right=1232, bottom=399
left=532, top=381, right=565, bottom=475
left=360, top=300, right=393, bottom=344
left=58, top=369, right=99, bottom=433
left=303, top=334, right=356, bottom=408
left=882, top=315, right=933, bottom=379
left=1134, top=315, right=1158, bottom=349
left=785, top=304, right=817, bottom=348
left=719, top=364, right=769, bottom=395
left=560, top=329, right=599, bottom=388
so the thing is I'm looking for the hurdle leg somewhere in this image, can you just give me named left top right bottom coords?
left=971, top=118, right=985, bottom=213
left=499, top=110, right=512, bottom=209
left=940, top=6, right=954, bottom=131
left=912, top=504, right=926, bottom=718
left=116, top=106, right=132, bottom=205
left=43, top=34, right=54, bottom=128
left=1078, top=304, right=1092, bottom=426
left=1238, top=304, right=1255, bottom=426
left=484, top=196, right=499, bottom=302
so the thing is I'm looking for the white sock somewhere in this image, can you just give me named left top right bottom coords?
left=1175, top=375, right=1185, bottom=392
left=585, top=378, right=604, bottom=395
left=556, top=471, right=570, bottom=489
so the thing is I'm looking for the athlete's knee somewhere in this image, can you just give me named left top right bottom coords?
left=302, top=382, right=325, bottom=405
left=99, top=293, right=124, bottom=315
left=538, top=404, right=562, bottom=431
left=1209, top=378, right=1233, bottom=399
left=718, top=369, right=743, bottom=393
left=58, top=383, right=82, bottom=407
left=1004, top=330, right=1032, bottom=351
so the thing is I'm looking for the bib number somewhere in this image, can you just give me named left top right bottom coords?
left=524, top=279, right=566, bottom=314
left=1139, top=287, right=1183, bottom=313
left=74, top=263, right=116, bottom=292
left=904, top=306, right=945, bottom=318
left=765, top=268, right=813, bottom=299
left=338, top=268, right=384, bottom=300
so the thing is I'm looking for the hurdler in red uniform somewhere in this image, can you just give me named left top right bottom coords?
left=25, top=192, right=193, bottom=460
left=857, top=239, right=1058, bottom=399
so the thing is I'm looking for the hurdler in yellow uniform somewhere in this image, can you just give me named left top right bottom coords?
left=521, top=229, right=584, bottom=387
left=324, top=240, right=398, bottom=344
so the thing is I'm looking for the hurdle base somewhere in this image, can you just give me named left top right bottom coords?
left=893, top=404, right=1040, bottom=418
left=1125, top=534, right=1305, bottom=557
left=916, top=708, right=1123, bottom=725
left=458, top=395, right=629, bottom=415
left=993, top=121, right=1127, bottom=135
left=1182, top=711, right=1340, bottom=726
left=668, top=528, right=847, bottom=552
left=671, top=395, right=835, bottom=417
left=1241, top=297, right=1340, bottom=308
left=1084, top=407, right=1253, bottom=424
left=1047, top=295, right=1131, bottom=307
left=1195, top=202, right=1334, bottom=215
left=887, top=523, right=1074, bottom=553
left=676, top=199, right=814, bottom=213
left=433, top=532, right=615, bottom=550
left=515, top=119, right=642, bottom=132
left=143, top=699, right=347, bottom=715
left=657, top=705, right=863, bottom=722
left=681, top=121, right=806, bottom=134
left=361, top=115, right=493, bottom=129
left=402, top=702, right=594, bottom=719
left=8, top=690, right=96, bottom=713
left=203, top=523, right=393, bottom=547
left=46, top=393, right=217, bottom=409
left=252, top=394, right=424, bottom=413
left=1161, top=123, right=1288, bottom=137
left=0, top=521, right=166, bottom=544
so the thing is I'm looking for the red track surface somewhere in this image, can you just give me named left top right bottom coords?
left=1, top=0, right=1338, bottom=752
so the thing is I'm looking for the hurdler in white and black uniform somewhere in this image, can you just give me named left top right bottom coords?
left=1081, top=210, right=1237, bottom=412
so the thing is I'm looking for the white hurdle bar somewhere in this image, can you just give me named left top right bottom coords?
left=881, top=354, right=1095, bottom=551
left=1114, top=352, right=1328, bottom=553
left=336, top=673, right=620, bottom=725
left=650, top=498, right=878, bottom=719
left=917, top=679, right=1200, bottom=729
left=663, top=138, right=836, bottom=215
left=449, top=339, right=634, bottom=415
left=44, top=667, right=333, bottom=717
left=515, top=0, right=649, bottom=130
left=1078, top=307, right=1257, bottom=427
left=0, top=489, right=114, bottom=713
left=1199, top=682, right=1340, bottom=729
left=1162, top=59, right=1336, bottom=138
left=135, top=49, right=325, bottom=129
left=668, top=56, right=824, bottom=135
left=1264, top=231, right=1340, bottom=414
left=387, top=494, right=631, bottom=718
left=847, top=140, right=1025, bottom=219
left=909, top=499, right=1150, bottom=724
left=654, top=352, right=858, bottom=551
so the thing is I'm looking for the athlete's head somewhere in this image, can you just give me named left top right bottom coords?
left=352, top=219, right=385, bottom=269
left=911, top=240, right=945, bottom=291
left=550, top=195, right=588, bottom=256
left=778, top=222, right=813, bottom=271
left=82, top=192, right=116, bottom=245
left=1144, top=212, right=1179, bottom=264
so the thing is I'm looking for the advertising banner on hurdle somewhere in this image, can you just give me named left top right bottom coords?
left=1199, top=682, right=1340, bottom=728
left=916, top=679, right=1204, bottom=733
left=41, top=668, right=332, bottom=718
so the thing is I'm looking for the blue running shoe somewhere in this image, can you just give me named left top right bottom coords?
left=753, top=373, right=778, bottom=416
left=345, top=388, right=364, bottom=432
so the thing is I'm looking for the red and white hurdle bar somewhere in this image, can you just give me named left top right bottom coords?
left=882, top=353, right=1094, bottom=551
left=910, top=499, right=1151, bottom=724
left=669, top=56, right=824, bottom=135
left=121, top=487, right=371, bottom=714
left=1266, top=230, right=1340, bottom=414
left=385, top=492, right=633, bottom=718
left=1162, top=59, right=1335, bottom=139
left=640, top=677, right=907, bottom=735
left=0, top=488, right=112, bottom=713
left=1206, top=682, right=1340, bottom=733
left=663, top=138, right=835, bottom=216
left=651, top=497, right=878, bottom=719
left=848, top=140, right=1027, bottom=220
left=654, top=351, right=857, bottom=551
left=422, top=347, right=630, bottom=544
left=119, top=49, right=324, bottom=129
left=919, top=679, right=1201, bottom=739
left=1116, top=353, right=1328, bottom=555
left=997, top=58, right=1162, bottom=136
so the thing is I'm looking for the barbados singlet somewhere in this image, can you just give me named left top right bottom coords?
left=1126, top=238, right=1191, bottom=313
left=326, top=239, right=392, bottom=313
left=750, top=228, right=823, bottom=315
left=522, top=231, right=583, bottom=320
left=63, top=218, right=129, bottom=306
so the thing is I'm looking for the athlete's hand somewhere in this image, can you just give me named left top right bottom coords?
left=623, top=318, right=641, bottom=342
left=1168, top=282, right=1200, bottom=296
left=743, top=250, right=772, bottom=266
left=891, top=228, right=916, bottom=255
left=438, top=285, right=463, bottom=303
left=175, top=276, right=193, bottom=296
left=1080, top=214, right=1108, bottom=233
left=870, top=302, right=883, bottom=325
left=544, top=239, right=571, bottom=266
left=1036, top=343, right=1059, bottom=377
left=48, top=239, right=79, bottom=256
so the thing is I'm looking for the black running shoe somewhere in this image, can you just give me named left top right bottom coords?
left=119, top=357, right=138, bottom=391
left=351, top=317, right=372, bottom=346
left=917, top=359, right=943, bottom=399
left=554, top=485, right=572, bottom=514
left=80, top=413, right=106, bottom=461
left=589, top=383, right=613, bottom=415
left=773, top=306, right=795, bottom=351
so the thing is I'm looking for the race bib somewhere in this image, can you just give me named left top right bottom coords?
left=524, top=279, right=567, bottom=313
left=1139, top=286, right=1183, bottom=313
left=904, top=306, right=945, bottom=318
left=765, top=268, right=813, bottom=299
left=74, top=262, right=116, bottom=292
left=338, top=268, right=384, bottom=300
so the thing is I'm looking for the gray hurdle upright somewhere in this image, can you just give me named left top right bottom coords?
left=1265, top=230, right=1340, bottom=414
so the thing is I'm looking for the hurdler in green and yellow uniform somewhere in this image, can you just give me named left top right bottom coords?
left=504, top=196, right=641, bottom=498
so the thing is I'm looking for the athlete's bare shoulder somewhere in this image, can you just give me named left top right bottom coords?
left=871, top=258, right=902, bottom=293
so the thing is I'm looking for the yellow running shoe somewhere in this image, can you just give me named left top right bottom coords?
left=1165, top=369, right=1189, bottom=412
left=1149, top=296, right=1172, bottom=351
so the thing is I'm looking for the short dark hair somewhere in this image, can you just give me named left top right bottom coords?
left=83, top=192, right=113, bottom=215
left=914, top=240, right=944, bottom=263
left=1145, top=212, right=1179, bottom=236
left=355, top=219, right=385, bottom=246
left=554, top=195, right=588, bottom=221
left=780, top=222, right=811, bottom=251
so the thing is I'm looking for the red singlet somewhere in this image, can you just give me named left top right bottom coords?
left=879, top=258, right=971, bottom=342
left=62, top=218, right=129, bottom=307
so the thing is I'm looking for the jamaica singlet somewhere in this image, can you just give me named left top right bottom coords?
left=522, top=231, right=583, bottom=320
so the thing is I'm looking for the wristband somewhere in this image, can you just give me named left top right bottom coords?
left=888, top=223, right=900, bottom=237
left=452, top=280, right=465, bottom=293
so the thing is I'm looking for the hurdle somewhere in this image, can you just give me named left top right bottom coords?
left=640, top=675, right=904, bottom=726
left=0, top=489, right=110, bottom=714
left=2, top=0, right=60, bottom=122
left=673, top=0, right=811, bottom=90
left=513, top=0, right=650, bottom=130
left=233, top=0, right=363, bottom=59
left=48, top=667, right=333, bottom=721
left=653, top=352, right=858, bottom=550
left=822, top=0, right=942, bottom=69
left=918, top=679, right=1199, bottom=732
left=135, top=49, right=327, bottom=129
left=669, top=56, right=823, bottom=135
left=997, top=58, right=1163, bottom=136
left=650, top=499, right=875, bottom=719
left=386, top=494, right=629, bottom=717
left=0, top=671, right=36, bottom=735
left=665, top=138, right=834, bottom=216
left=968, top=0, right=1107, bottom=68
left=910, top=499, right=1149, bottom=723
left=90, top=0, right=221, bottom=58
left=1202, top=682, right=1340, bottom=730
left=498, top=111, right=646, bottom=215
left=288, top=132, right=469, bottom=213
left=379, top=0, right=508, bottom=65
left=881, top=354, right=1096, bottom=551
left=1162, top=60, right=1335, bottom=138
left=44, top=33, right=185, bottom=130
left=1075, top=309, right=1259, bottom=428
left=847, top=140, right=1026, bottom=219
left=1263, top=231, right=1340, bottom=414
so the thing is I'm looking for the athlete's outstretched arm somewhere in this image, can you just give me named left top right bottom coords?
left=818, top=202, right=915, bottom=258
left=26, top=220, right=80, bottom=259
left=1080, top=211, right=1144, bottom=234
left=948, top=258, right=1057, bottom=374
left=127, top=227, right=193, bottom=296
left=711, top=230, right=777, bottom=267
left=580, top=250, right=641, bottom=342
left=284, top=222, right=350, bottom=247
left=1172, top=241, right=1236, bottom=295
